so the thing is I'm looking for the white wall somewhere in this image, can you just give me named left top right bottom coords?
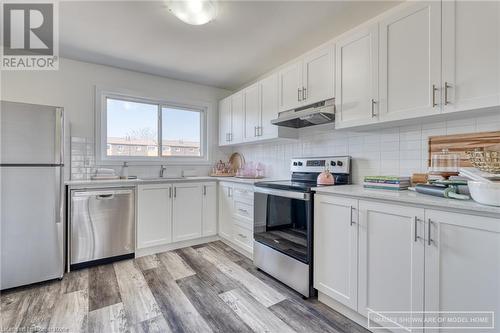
left=1, top=58, right=231, bottom=179
left=236, top=111, right=500, bottom=184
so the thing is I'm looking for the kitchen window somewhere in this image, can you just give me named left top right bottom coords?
left=96, top=89, right=208, bottom=164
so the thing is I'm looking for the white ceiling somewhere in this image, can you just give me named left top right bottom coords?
left=60, top=1, right=399, bottom=90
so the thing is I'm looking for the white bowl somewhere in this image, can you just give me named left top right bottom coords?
left=468, top=181, right=500, bottom=206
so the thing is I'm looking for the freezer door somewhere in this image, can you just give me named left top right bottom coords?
left=0, top=101, right=63, bottom=165
left=0, top=166, right=64, bottom=289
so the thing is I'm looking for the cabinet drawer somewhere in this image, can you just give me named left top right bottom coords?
left=234, top=200, right=253, bottom=221
left=233, top=223, right=253, bottom=250
left=233, top=186, right=254, bottom=204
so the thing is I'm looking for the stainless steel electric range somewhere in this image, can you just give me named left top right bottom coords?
left=253, top=156, right=351, bottom=298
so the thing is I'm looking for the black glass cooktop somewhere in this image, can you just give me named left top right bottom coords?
left=255, top=173, right=350, bottom=192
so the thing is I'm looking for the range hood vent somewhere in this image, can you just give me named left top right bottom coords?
left=271, top=99, right=335, bottom=128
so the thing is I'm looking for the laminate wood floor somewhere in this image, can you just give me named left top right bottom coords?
left=0, top=241, right=370, bottom=333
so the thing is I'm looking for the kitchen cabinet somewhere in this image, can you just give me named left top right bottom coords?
left=442, top=0, right=500, bottom=113
left=424, top=209, right=500, bottom=333
left=218, top=182, right=233, bottom=240
left=278, top=44, right=335, bottom=112
left=335, top=24, right=379, bottom=128
left=231, top=92, right=245, bottom=144
left=358, top=200, right=425, bottom=332
left=243, top=82, right=261, bottom=141
left=137, top=184, right=172, bottom=249
left=259, top=73, right=279, bottom=139
left=314, top=195, right=358, bottom=311
left=219, top=97, right=232, bottom=146
left=172, top=183, right=203, bottom=242
left=378, top=1, right=442, bottom=121
left=201, top=182, right=217, bottom=237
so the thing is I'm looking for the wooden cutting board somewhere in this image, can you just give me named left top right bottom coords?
left=428, top=131, right=500, bottom=167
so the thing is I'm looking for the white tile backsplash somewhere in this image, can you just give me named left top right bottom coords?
left=235, top=111, right=500, bottom=184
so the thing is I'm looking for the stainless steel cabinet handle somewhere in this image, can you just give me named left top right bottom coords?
left=228, top=187, right=232, bottom=197
left=444, top=82, right=450, bottom=105
left=169, top=187, right=172, bottom=198
left=238, top=208, right=248, bottom=214
left=254, top=126, right=258, bottom=137
left=203, top=185, right=207, bottom=196
left=432, top=84, right=438, bottom=108
left=238, top=233, right=247, bottom=239
left=303, top=87, right=307, bottom=100
left=414, top=217, right=420, bottom=242
left=350, top=206, right=356, bottom=226
left=174, top=187, right=177, bottom=198
left=371, top=99, right=377, bottom=117
left=230, top=133, right=233, bottom=142
left=298, top=88, right=302, bottom=102
left=427, top=218, right=433, bottom=246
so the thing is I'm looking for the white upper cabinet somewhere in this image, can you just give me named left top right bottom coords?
left=218, top=97, right=232, bottom=146
left=335, top=24, right=379, bottom=128
left=137, top=184, right=173, bottom=249
left=314, top=195, right=358, bottom=311
left=302, top=44, right=335, bottom=105
left=379, top=1, right=442, bottom=121
left=278, top=60, right=303, bottom=112
left=278, top=45, right=335, bottom=112
left=172, top=183, right=203, bottom=242
left=202, top=183, right=217, bottom=237
left=424, top=210, right=500, bottom=333
left=243, top=83, right=261, bottom=141
left=231, top=92, right=245, bottom=144
left=358, top=200, right=425, bottom=332
left=442, top=0, right=500, bottom=113
left=259, top=73, right=279, bottom=139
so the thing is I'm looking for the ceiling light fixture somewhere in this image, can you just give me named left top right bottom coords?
left=166, top=0, right=218, bottom=26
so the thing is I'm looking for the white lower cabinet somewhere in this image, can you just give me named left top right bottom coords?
left=315, top=194, right=499, bottom=332
left=172, top=183, right=203, bottom=242
left=314, top=195, right=358, bottom=311
left=137, top=184, right=173, bottom=249
left=424, top=210, right=500, bottom=333
left=218, top=182, right=254, bottom=254
left=137, top=181, right=216, bottom=250
left=202, top=182, right=217, bottom=237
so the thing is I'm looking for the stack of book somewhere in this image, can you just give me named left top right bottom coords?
left=363, top=176, right=411, bottom=191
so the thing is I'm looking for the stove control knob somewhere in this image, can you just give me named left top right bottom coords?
left=293, top=162, right=298, bottom=166
left=337, top=161, right=343, bottom=167
left=297, top=162, right=303, bottom=166
left=330, top=161, right=336, bottom=166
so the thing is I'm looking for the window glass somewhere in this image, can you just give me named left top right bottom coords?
left=106, top=98, right=158, bottom=157
left=161, top=106, right=201, bottom=157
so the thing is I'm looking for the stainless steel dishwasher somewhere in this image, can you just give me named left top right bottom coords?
left=70, top=188, right=135, bottom=269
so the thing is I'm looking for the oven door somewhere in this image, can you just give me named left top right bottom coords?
left=254, top=187, right=312, bottom=264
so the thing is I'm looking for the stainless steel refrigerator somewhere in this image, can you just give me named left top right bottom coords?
left=1, top=100, right=64, bottom=289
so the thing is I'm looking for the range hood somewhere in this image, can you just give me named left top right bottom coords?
left=271, top=99, right=335, bottom=128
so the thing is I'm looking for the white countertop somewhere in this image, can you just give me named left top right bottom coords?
left=65, top=176, right=265, bottom=188
left=313, top=185, right=500, bottom=216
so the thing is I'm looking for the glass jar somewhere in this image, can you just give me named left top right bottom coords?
left=429, top=148, right=460, bottom=175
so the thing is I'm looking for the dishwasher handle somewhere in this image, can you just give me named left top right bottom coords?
left=73, top=189, right=134, bottom=198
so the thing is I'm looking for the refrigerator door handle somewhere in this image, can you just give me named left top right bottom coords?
left=55, top=108, right=64, bottom=166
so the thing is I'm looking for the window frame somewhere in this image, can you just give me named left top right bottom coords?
left=95, top=87, right=209, bottom=165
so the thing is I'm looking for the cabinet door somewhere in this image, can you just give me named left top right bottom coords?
left=335, top=24, right=379, bottom=128
left=302, top=44, right=335, bottom=105
left=172, top=183, right=202, bottom=242
left=442, top=1, right=500, bottom=113
left=231, top=92, right=245, bottom=144
left=278, top=60, right=303, bottom=112
left=218, top=183, right=233, bottom=239
left=202, top=183, right=217, bottom=237
left=137, top=184, right=172, bottom=249
left=425, top=210, right=500, bottom=333
left=243, top=83, right=261, bottom=141
left=219, top=97, right=232, bottom=146
left=314, top=195, right=358, bottom=311
left=260, top=73, right=279, bottom=139
left=358, top=200, right=425, bottom=332
left=379, top=2, right=442, bottom=121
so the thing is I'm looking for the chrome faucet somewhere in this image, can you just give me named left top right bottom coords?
left=159, top=165, right=167, bottom=178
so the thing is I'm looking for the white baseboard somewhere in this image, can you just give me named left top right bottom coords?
left=135, top=235, right=220, bottom=257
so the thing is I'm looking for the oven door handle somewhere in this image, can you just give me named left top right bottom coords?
left=253, top=187, right=311, bottom=201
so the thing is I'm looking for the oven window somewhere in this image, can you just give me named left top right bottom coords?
left=254, top=194, right=311, bottom=263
